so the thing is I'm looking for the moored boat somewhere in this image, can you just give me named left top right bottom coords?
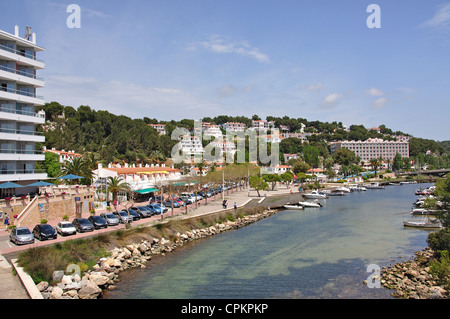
left=322, top=189, right=345, bottom=196
left=403, top=218, right=443, bottom=229
left=303, top=190, right=327, bottom=199
left=298, top=201, right=322, bottom=208
left=283, top=204, right=305, bottom=210
left=348, top=184, right=367, bottom=191
left=363, top=182, right=385, bottom=189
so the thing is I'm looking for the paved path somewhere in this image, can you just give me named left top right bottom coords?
left=0, top=185, right=302, bottom=299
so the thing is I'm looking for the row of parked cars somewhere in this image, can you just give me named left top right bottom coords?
left=8, top=203, right=171, bottom=246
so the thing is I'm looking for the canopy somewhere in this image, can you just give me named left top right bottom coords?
left=26, top=181, right=55, bottom=187
left=57, top=174, right=84, bottom=180
left=0, top=181, right=24, bottom=189
left=134, top=188, right=159, bottom=194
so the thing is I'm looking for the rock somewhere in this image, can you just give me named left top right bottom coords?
left=36, top=281, right=49, bottom=292
left=50, top=286, right=64, bottom=299
left=64, top=282, right=80, bottom=290
left=78, top=281, right=102, bottom=299
left=63, top=290, right=79, bottom=298
left=61, top=275, right=73, bottom=285
left=122, top=248, right=132, bottom=259
left=52, top=270, right=65, bottom=283
left=73, top=274, right=81, bottom=282
left=89, top=273, right=109, bottom=286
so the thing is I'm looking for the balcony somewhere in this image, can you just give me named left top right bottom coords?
left=0, top=105, right=45, bottom=124
left=0, top=149, right=44, bottom=161
left=0, top=127, right=45, bottom=143
left=0, top=168, right=47, bottom=182
left=0, top=65, right=44, bottom=87
left=0, top=44, right=45, bottom=69
left=0, top=86, right=44, bottom=105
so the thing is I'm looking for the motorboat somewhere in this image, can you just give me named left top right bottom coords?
left=334, top=186, right=351, bottom=193
left=410, top=208, right=440, bottom=216
left=388, top=182, right=402, bottom=186
left=403, top=218, right=443, bottom=229
left=298, top=201, right=322, bottom=208
left=283, top=204, right=305, bottom=210
left=348, top=184, right=366, bottom=191
left=322, top=189, right=345, bottom=196
left=363, top=182, right=385, bottom=189
left=400, top=181, right=417, bottom=184
left=303, top=190, right=327, bottom=199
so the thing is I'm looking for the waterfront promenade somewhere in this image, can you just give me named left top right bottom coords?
left=0, top=184, right=301, bottom=299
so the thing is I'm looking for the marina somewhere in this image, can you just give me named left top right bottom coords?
left=104, top=183, right=437, bottom=299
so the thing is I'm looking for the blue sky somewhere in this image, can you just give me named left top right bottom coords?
left=2, top=0, right=450, bottom=141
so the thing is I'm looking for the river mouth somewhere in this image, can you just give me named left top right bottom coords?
left=104, top=183, right=434, bottom=299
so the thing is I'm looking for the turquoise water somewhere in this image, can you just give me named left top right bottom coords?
left=104, top=183, right=434, bottom=299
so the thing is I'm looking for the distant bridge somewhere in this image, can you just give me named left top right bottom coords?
left=397, top=168, right=450, bottom=176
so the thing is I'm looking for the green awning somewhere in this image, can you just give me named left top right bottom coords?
left=134, top=188, right=159, bottom=194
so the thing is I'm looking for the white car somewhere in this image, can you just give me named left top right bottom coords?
left=55, top=221, right=77, bottom=236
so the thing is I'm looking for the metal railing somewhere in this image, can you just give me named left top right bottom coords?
left=0, top=169, right=46, bottom=175
left=0, top=44, right=44, bottom=63
left=0, top=127, right=44, bottom=136
left=0, top=105, right=45, bottom=118
left=0, top=149, right=43, bottom=155
left=0, top=86, right=44, bottom=99
left=0, top=65, right=44, bottom=81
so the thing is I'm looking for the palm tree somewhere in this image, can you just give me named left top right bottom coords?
left=370, top=158, right=381, bottom=177
left=60, top=157, right=92, bottom=184
left=106, top=176, right=131, bottom=206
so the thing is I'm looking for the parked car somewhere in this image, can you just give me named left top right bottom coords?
left=130, top=206, right=154, bottom=218
left=55, top=221, right=77, bottom=236
left=9, top=227, right=34, bottom=245
left=99, top=213, right=120, bottom=226
left=147, top=203, right=167, bottom=214
left=88, top=215, right=108, bottom=229
left=32, top=224, right=57, bottom=241
left=72, top=218, right=94, bottom=233
left=179, top=195, right=193, bottom=204
left=128, top=210, right=141, bottom=221
left=113, top=211, right=133, bottom=224
left=163, top=199, right=181, bottom=208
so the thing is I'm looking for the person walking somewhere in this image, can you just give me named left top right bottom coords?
left=3, top=213, right=9, bottom=231
left=234, top=202, right=237, bottom=210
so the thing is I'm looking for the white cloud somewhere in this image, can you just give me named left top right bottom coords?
left=370, top=97, right=388, bottom=109
left=189, top=35, right=271, bottom=63
left=420, top=3, right=450, bottom=29
left=323, top=93, right=343, bottom=104
left=367, top=88, right=384, bottom=96
left=302, top=83, right=323, bottom=92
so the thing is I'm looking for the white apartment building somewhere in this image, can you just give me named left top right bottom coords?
left=221, top=122, right=247, bottom=132
left=252, top=119, right=275, bottom=131
left=148, top=123, right=166, bottom=135
left=202, top=123, right=223, bottom=138
left=330, top=138, right=409, bottom=162
left=179, top=135, right=204, bottom=156
left=0, top=26, right=46, bottom=193
left=210, top=139, right=237, bottom=156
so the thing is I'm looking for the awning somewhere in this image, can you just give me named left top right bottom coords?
left=134, top=188, right=159, bottom=194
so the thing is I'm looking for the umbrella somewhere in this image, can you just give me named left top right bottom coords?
left=26, top=181, right=55, bottom=187
left=57, top=174, right=84, bottom=180
left=0, top=181, right=24, bottom=189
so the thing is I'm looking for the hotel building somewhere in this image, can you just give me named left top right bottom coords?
left=221, top=122, right=247, bottom=132
left=330, top=138, right=409, bottom=162
left=0, top=26, right=46, bottom=194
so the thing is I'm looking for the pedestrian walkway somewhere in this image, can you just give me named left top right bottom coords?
left=0, top=185, right=300, bottom=299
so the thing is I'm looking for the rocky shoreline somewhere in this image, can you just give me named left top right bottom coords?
left=379, top=247, right=448, bottom=299
left=36, top=209, right=278, bottom=299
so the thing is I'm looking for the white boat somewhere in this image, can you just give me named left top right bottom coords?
left=348, top=184, right=367, bottom=191
left=322, top=189, right=345, bottom=196
left=298, top=201, right=322, bottom=208
left=303, top=190, right=327, bottom=199
left=334, top=186, right=351, bottom=193
left=389, top=182, right=402, bottom=186
left=410, top=208, right=440, bottom=216
left=403, top=218, right=443, bottom=229
left=283, top=204, right=305, bottom=210
left=363, top=182, right=385, bottom=189
left=400, top=181, right=417, bottom=184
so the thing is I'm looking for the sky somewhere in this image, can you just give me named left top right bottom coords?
left=2, top=0, right=450, bottom=141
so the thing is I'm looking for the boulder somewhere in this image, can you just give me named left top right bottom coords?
left=78, top=281, right=102, bottom=299
left=36, top=281, right=49, bottom=292
left=61, top=275, right=73, bottom=285
left=50, top=286, right=64, bottom=299
left=89, top=273, right=110, bottom=286
left=52, top=270, right=65, bottom=283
